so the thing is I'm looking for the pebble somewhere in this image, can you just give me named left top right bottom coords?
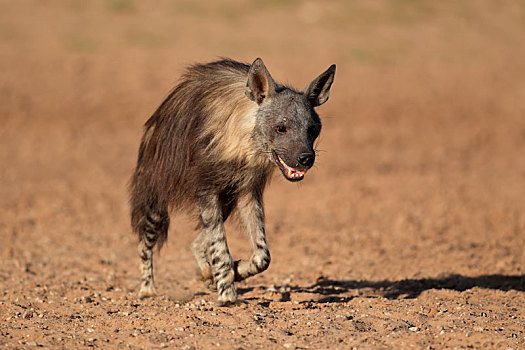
left=174, top=327, right=185, bottom=332
left=409, top=326, right=419, bottom=332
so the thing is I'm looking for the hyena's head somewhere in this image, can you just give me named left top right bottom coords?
left=246, top=58, right=336, bottom=182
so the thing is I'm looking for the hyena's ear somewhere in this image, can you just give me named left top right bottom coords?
left=246, top=58, right=277, bottom=104
left=303, top=64, right=336, bottom=107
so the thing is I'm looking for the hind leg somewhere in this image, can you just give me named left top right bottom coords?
left=198, top=193, right=238, bottom=306
left=191, top=229, right=215, bottom=290
left=138, top=238, right=157, bottom=298
left=137, top=208, right=169, bottom=299
left=192, top=196, right=236, bottom=292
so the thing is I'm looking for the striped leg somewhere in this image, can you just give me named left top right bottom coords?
left=192, top=195, right=236, bottom=291
left=191, top=228, right=215, bottom=290
left=199, top=194, right=237, bottom=306
left=137, top=209, right=169, bottom=299
left=234, top=191, right=271, bottom=281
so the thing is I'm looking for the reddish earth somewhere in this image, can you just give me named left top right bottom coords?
left=1, top=1, right=525, bottom=349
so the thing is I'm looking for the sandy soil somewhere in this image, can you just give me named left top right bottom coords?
left=1, top=1, right=525, bottom=349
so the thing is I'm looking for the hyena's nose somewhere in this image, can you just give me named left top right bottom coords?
left=298, top=153, right=315, bottom=168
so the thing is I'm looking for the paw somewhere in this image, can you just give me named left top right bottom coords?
left=216, top=285, right=238, bottom=306
left=138, top=283, right=157, bottom=299
left=215, top=297, right=247, bottom=307
left=200, top=266, right=217, bottom=291
left=203, top=278, right=217, bottom=292
left=233, top=259, right=249, bottom=282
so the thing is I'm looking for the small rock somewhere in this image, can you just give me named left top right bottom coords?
left=174, top=327, right=185, bottom=332
left=279, top=286, right=290, bottom=293
left=409, top=326, right=419, bottom=332
left=284, top=343, right=296, bottom=349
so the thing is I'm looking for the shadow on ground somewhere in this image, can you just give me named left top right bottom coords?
left=286, top=274, right=525, bottom=303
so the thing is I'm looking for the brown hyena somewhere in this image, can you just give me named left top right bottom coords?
left=129, top=58, right=336, bottom=305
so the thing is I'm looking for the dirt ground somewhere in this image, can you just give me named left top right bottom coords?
left=1, top=1, right=525, bottom=349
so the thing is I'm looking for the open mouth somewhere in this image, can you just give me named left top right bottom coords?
left=272, top=151, right=306, bottom=182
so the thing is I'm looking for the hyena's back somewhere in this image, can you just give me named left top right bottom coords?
left=129, top=59, right=264, bottom=247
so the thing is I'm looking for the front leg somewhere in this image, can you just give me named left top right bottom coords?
left=234, top=191, right=271, bottom=281
left=199, top=194, right=237, bottom=306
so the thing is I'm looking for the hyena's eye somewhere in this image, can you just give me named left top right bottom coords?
left=274, top=125, right=288, bottom=134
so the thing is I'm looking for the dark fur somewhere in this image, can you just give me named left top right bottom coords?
left=129, top=58, right=336, bottom=304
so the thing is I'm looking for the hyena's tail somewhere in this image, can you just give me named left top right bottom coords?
left=129, top=129, right=170, bottom=250
left=130, top=194, right=170, bottom=251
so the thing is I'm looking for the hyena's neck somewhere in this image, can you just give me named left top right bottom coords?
left=202, top=83, right=269, bottom=169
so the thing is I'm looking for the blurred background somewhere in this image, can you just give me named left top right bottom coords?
left=1, top=0, right=525, bottom=305
left=1, top=1, right=525, bottom=348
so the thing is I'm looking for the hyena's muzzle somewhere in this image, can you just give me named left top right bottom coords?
left=272, top=146, right=316, bottom=182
